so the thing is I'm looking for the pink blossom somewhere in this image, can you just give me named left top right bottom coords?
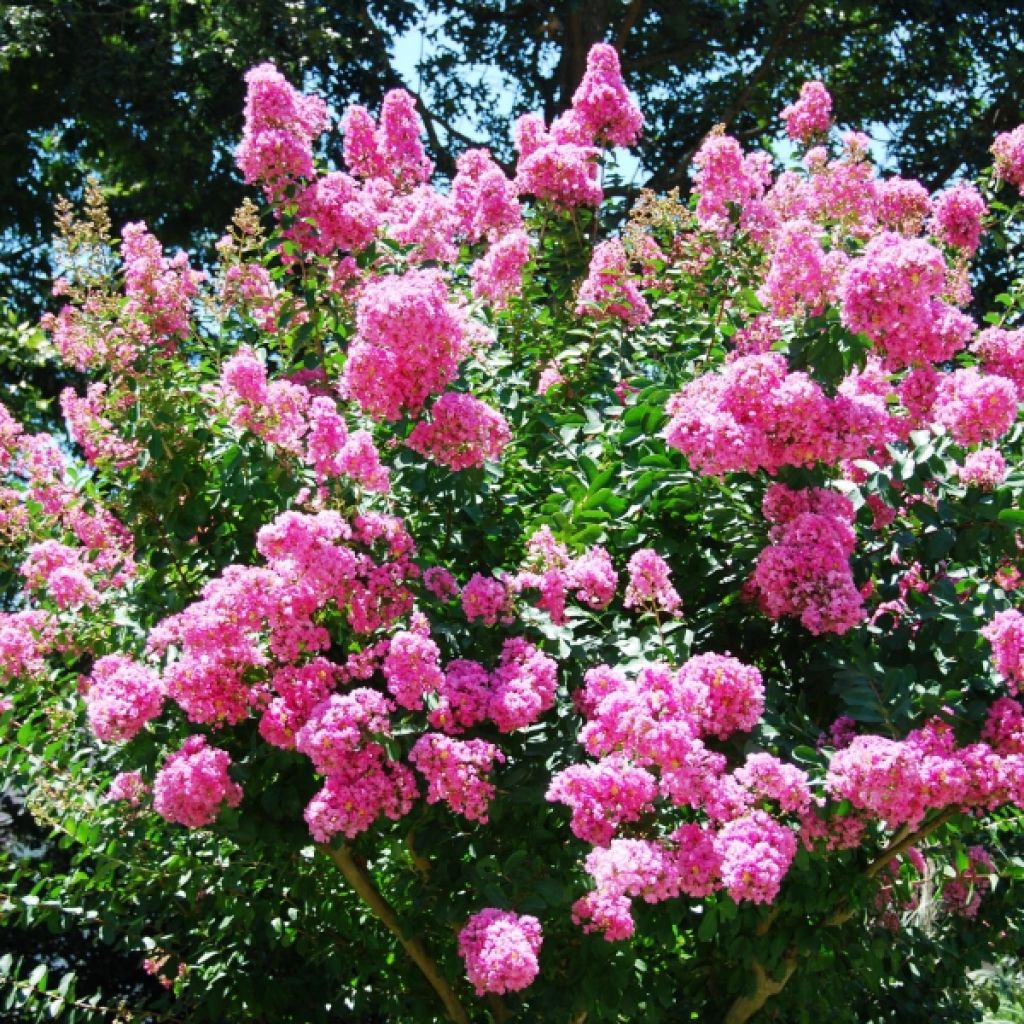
left=780, top=81, right=832, bottom=143
left=84, top=654, right=163, bottom=743
left=748, top=486, right=864, bottom=636
left=934, top=368, right=1018, bottom=446
left=488, top=637, right=558, bottom=732
left=875, top=177, right=931, bottom=233
left=461, top=573, right=514, bottom=626
left=568, top=43, right=643, bottom=148
left=692, top=132, right=775, bottom=239
left=972, top=327, right=1024, bottom=399
left=514, top=114, right=603, bottom=208
left=547, top=754, right=657, bottom=845
left=458, top=909, right=542, bottom=996
left=429, top=658, right=492, bottom=733
left=153, top=736, right=243, bottom=827
left=714, top=810, right=797, bottom=904
left=409, top=733, right=505, bottom=822
left=930, top=183, right=987, bottom=253
left=341, top=270, right=468, bottom=421
left=576, top=240, right=651, bottom=325
left=105, top=771, right=149, bottom=806
left=992, top=124, right=1024, bottom=193
left=236, top=62, right=327, bottom=188
left=958, top=448, right=1008, bottom=489
left=383, top=629, right=443, bottom=710
left=303, top=757, right=417, bottom=841
left=296, top=689, right=395, bottom=776
left=451, top=148, right=522, bottom=243
left=623, top=549, right=682, bottom=617
left=471, top=229, right=531, bottom=307
left=341, top=90, right=431, bottom=188
left=258, top=660, right=338, bottom=749
left=406, top=392, right=511, bottom=471
left=983, top=610, right=1024, bottom=694
left=982, top=697, right=1024, bottom=755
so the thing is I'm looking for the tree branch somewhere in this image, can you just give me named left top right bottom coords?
left=318, top=844, right=470, bottom=1024
left=651, top=0, right=815, bottom=191
left=613, top=0, right=647, bottom=50
left=721, top=805, right=960, bottom=1022
left=722, top=955, right=798, bottom=1024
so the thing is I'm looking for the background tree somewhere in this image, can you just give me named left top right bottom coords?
left=3, top=0, right=1024, bottom=319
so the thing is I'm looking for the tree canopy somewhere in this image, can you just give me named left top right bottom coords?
left=3, top=0, right=1024, bottom=315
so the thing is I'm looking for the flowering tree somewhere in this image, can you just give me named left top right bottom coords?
left=3, top=47, right=1024, bottom=1024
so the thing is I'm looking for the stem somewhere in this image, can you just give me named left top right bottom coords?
left=722, top=955, right=798, bottom=1024
left=319, top=844, right=470, bottom=1024
left=864, top=808, right=957, bottom=879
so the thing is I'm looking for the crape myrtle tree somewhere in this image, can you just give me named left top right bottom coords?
left=2, top=44, right=1024, bottom=1024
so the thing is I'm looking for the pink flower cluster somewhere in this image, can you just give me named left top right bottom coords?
left=748, top=485, right=864, bottom=636
left=992, top=124, right=1024, bottom=193
left=0, top=610, right=57, bottom=683
left=514, top=113, right=602, bottom=208
left=934, top=367, right=1018, bottom=446
left=547, top=754, right=657, bottom=845
left=575, top=240, right=651, bottom=326
left=982, top=697, right=1024, bottom=755
left=982, top=610, right=1024, bottom=694
left=568, top=43, right=643, bottom=148
left=471, top=229, right=531, bottom=308
left=342, top=89, right=433, bottom=189
left=957, top=448, right=1008, bottom=489
left=153, top=735, right=243, bottom=827
left=148, top=510, right=417, bottom=730
left=236, top=62, right=328, bottom=189
left=341, top=270, right=469, bottom=421
left=21, top=540, right=101, bottom=609
left=450, top=148, right=523, bottom=243
left=406, top=392, right=511, bottom=470
left=121, top=222, right=201, bottom=348
left=550, top=656, right=790, bottom=931
left=929, top=184, right=987, bottom=253
left=383, top=627, right=443, bottom=710
left=304, top=759, right=417, bottom=842
left=572, top=838, right=694, bottom=940
left=942, top=845, right=995, bottom=919
left=972, top=327, right=1024, bottom=399
left=461, top=573, right=515, bottom=626
left=105, top=770, right=149, bottom=806
left=513, top=528, right=618, bottom=625
left=780, top=81, right=832, bottom=143
left=759, top=218, right=845, bottom=317
left=715, top=810, right=798, bottom=904
left=292, top=172, right=379, bottom=256
left=217, top=349, right=390, bottom=490
left=61, top=384, right=141, bottom=469
left=663, top=352, right=896, bottom=476
left=84, top=654, right=163, bottom=743
left=826, top=718, right=1024, bottom=828
left=692, top=132, right=774, bottom=239
left=458, top=909, right=542, bottom=996
left=839, top=232, right=972, bottom=369
left=623, top=549, right=682, bottom=617
left=409, top=733, right=505, bottom=822
left=489, top=637, right=559, bottom=732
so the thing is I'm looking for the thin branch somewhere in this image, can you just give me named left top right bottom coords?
left=318, top=844, right=470, bottom=1024
left=614, top=0, right=647, bottom=50
left=652, top=0, right=815, bottom=191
